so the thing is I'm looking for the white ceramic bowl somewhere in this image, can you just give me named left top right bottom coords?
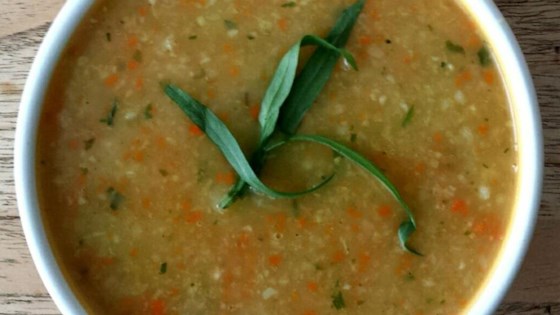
left=14, top=1, right=543, bottom=314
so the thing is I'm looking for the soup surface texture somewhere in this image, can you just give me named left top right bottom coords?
left=37, top=0, right=517, bottom=314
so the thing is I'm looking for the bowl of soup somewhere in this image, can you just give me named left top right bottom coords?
left=15, top=0, right=542, bottom=314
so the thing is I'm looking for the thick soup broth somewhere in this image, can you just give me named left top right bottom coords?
left=37, top=0, right=517, bottom=314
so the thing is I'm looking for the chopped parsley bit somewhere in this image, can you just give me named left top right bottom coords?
left=350, top=133, right=357, bottom=143
left=159, top=169, right=169, bottom=177
left=133, top=49, right=143, bottom=63
left=405, top=271, right=415, bottom=281
left=440, top=61, right=447, bottom=68
left=281, top=1, right=297, bottom=7
left=477, top=45, right=492, bottom=67
left=504, top=147, right=510, bottom=154
left=464, top=230, right=472, bottom=236
left=160, top=262, right=167, bottom=274
left=80, top=167, right=89, bottom=175
left=144, top=103, right=153, bottom=119
left=482, top=163, right=489, bottom=169
left=402, top=106, right=415, bottom=127
left=224, top=20, right=238, bottom=30
left=332, top=291, right=346, bottom=310
left=445, top=40, right=465, bottom=54
left=105, top=32, right=112, bottom=42
left=291, top=199, right=301, bottom=217
left=100, top=99, right=118, bottom=126
left=247, top=34, right=256, bottom=40
left=84, top=138, right=95, bottom=150
left=188, top=35, right=198, bottom=40
left=106, top=187, right=125, bottom=210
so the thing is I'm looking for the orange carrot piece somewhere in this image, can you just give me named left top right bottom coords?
left=277, top=17, right=289, bottom=32
left=268, top=254, right=283, bottom=267
left=141, top=197, right=152, bottom=209
left=138, top=5, right=149, bottom=17
left=223, top=43, right=234, bottom=54
left=477, top=123, right=489, bottom=136
left=135, top=77, right=144, bottom=90
left=455, top=70, right=472, bottom=87
left=377, top=205, right=392, bottom=218
left=229, top=65, right=240, bottom=77
left=358, top=35, right=373, bottom=46
left=189, top=124, right=204, bottom=136
left=216, top=171, right=235, bottom=185
left=332, top=249, right=345, bottom=263
left=185, top=211, right=204, bottom=224
left=432, top=131, right=443, bottom=143
left=104, top=74, right=119, bottom=87
left=451, top=199, right=469, bottom=216
left=307, top=281, right=318, bottom=293
left=150, top=299, right=165, bottom=315
left=127, top=35, right=139, bottom=48
left=346, top=207, right=363, bottom=219
left=127, top=60, right=139, bottom=70
left=249, top=104, right=260, bottom=120
left=482, top=69, right=495, bottom=85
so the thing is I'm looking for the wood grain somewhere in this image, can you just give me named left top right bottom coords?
left=0, top=0, right=558, bottom=314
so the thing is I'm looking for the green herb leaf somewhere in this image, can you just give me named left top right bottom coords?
left=105, top=32, right=112, bottom=42
left=445, top=40, right=465, bottom=54
left=144, top=103, right=153, bottom=119
left=224, top=20, right=237, bottom=30
left=477, top=45, right=492, bottom=67
left=84, top=138, right=95, bottom=150
left=267, top=134, right=420, bottom=255
left=332, top=291, right=346, bottom=310
left=258, top=35, right=357, bottom=145
left=281, top=1, right=296, bottom=7
left=133, top=49, right=143, bottom=62
left=164, top=84, right=334, bottom=199
left=220, top=2, right=364, bottom=207
left=278, top=0, right=365, bottom=134
left=189, top=35, right=198, bottom=40
left=401, top=106, right=414, bottom=127
left=100, top=99, right=118, bottom=126
left=160, top=262, right=167, bottom=274
left=106, top=187, right=124, bottom=210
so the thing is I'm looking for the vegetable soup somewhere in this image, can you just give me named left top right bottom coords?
left=37, top=0, right=517, bottom=314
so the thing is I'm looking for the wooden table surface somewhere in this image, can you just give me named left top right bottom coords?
left=0, top=0, right=558, bottom=314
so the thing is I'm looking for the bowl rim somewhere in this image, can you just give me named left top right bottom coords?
left=14, top=1, right=542, bottom=314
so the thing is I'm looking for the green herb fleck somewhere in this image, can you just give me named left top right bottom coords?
left=281, top=1, right=296, bottom=7
left=144, top=103, right=153, bottom=119
left=464, top=230, right=472, bottom=236
left=402, top=106, right=415, bottom=127
left=188, top=35, right=198, bottom=40
left=80, top=167, right=89, bottom=175
left=224, top=20, right=237, bottom=30
left=332, top=291, right=346, bottom=310
left=106, top=32, right=112, bottom=42
left=291, top=199, right=301, bottom=217
left=477, top=46, right=492, bottom=67
left=350, top=133, right=357, bottom=143
left=133, top=50, right=143, bottom=63
left=84, top=138, right=95, bottom=150
left=504, top=147, right=510, bottom=154
left=440, top=61, right=447, bottom=68
left=106, top=187, right=124, bottom=210
left=405, top=272, right=415, bottom=281
left=445, top=40, right=465, bottom=54
left=100, top=99, right=118, bottom=126
left=247, top=34, right=256, bottom=40
left=159, top=169, right=169, bottom=177
left=160, top=262, right=167, bottom=274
